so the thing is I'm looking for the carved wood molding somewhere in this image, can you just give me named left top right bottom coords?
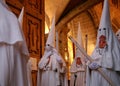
left=6, top=0, right=23, bottom=9
left=26, top=14, right=42, bottom=57
left=26, top=0, right=44, bottom=14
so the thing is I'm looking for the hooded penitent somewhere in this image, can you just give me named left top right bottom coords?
left=70, top=22, right=85, bottom=69
left=70, top=22, right=85, bottom=86
left=0, top=1, right=29, bottom=85
left=86, top=0, right=120, bottom=86
left=37, top=15, right=56, bottom=86
left=92, top=0, right=120, bottom=71
left=37, top=15, right=68, bottom=86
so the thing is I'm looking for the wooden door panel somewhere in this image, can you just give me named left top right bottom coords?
left=26, top=14, right=42, bottom=58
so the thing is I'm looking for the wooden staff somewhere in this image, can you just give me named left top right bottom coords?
left=68, top=35, right=115, bottom=86
left=85, top=34, right=88, bottom=53
left=84, top=34, right=88, bottom=85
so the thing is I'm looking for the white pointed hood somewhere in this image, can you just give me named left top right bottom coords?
left=46, top=16, right=55, bottom=47
left=18, top=7, right=29, bottom=56
left=75, top=22, right=85, bottom=65
left=18, top=7, right=24, bottom=28
left=92, top=0, right=120, bottom=71
left=75, top=22, right=84, bottom=59
left=96, top=0, right=111, bottom=41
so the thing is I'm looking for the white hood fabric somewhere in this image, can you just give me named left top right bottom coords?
left=18, top=7, right=29, bottom=56
left=46, top=16, right=55, bottom=47
left=0, top=2, right=24, bottom=45
left=75, top=22, right=84, bottom=59
left=18, top=7, right=24, bottom=28
left=75, top=23, right=85, bottom=65
left=92, top=0, right=120, bottom=71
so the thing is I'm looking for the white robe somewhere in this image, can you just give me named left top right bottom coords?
left=86, top=49, right=120, bottom=86
left=0, top=1, right=29, bottom=86
left=70, top=60, right=85, bottom=86
left=0, top=43, right=29, bottom=86
left=37, top=52, right=68, bottom=86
